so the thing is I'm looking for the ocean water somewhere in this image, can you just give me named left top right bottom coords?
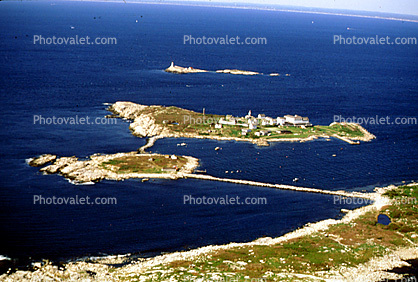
left=0, top=1, right=417, bottom=265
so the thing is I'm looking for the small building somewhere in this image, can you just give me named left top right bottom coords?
left=257, top=114, right=266, bottom=119
left=162, top=167, right=178, bottom=173
left=215, top=123, right=222, bottom=129
left=219, top=117, right=237, bottom=125
left=247, top=117, right=258, bottom=125
left=255, top=130, right=270, bottom=137
left=241, top=129, right=251, bottom=136
left=262, top=117, right=276, bottom=126
left=277, top=117, right=286, bottom=126
left=170, top=155, right=178, bottom=160
left=249, top=122, right=257, bottom=130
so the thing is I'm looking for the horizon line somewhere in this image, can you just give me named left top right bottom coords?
left=30, top=0, right=418, bottom=23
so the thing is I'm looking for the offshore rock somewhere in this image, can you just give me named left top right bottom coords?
left=28, top=154, right=57, bottom=167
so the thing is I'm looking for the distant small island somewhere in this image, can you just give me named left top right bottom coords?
left=164, top=62, right=287, bottom=76
left=107, top=101, right=375, bottom=147
left=164, top=62, right=208, bottom=74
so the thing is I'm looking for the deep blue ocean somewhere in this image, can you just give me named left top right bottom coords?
left=0, top=1, right=417, bottom=266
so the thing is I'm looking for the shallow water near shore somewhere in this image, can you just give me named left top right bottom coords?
left=0, top=1, right=417, bottom=265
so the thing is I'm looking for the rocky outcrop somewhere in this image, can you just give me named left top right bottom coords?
left=129, top=114, right=165, bottom=137
left=28, top=154, right=56, bottom=167
left=254, top=139, right=270, bottom=146
left=108, top=101, right=147, bottom=120
left=30, top=152, right=199, bottom=184
left=108, top=102, right=172, bottom=138
left=39, top=156, right=77, bottom=174
left=352, top=123, right=376, bottom=141
left=215, top=69, right=259, bottom=75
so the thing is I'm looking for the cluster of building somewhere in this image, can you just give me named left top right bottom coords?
left=215, top=110, right=311, bottom=136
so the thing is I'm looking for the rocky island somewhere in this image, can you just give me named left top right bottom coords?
left=164, top=62, right=208, bottom=74
left=107, top=101, right=376, bottom=147
left=165, top=62, right=271, bottom=76
left=28, top=152, right=199, bottom=184
left=215, top=69, right=259, bottom=75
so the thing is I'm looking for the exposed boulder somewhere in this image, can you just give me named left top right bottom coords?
left=40, top=156, right=78, bottom=174
left=28, top=154, right=57, bottom=167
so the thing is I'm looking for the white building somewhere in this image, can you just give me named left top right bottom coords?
left=215, top=124, right=222, bottom=129
left=255, top=130, right=270, bottom=137
left=219, top=117, right=237, bottom=125
left=262, top=117, right=277, bottom=126
left=247, top=118, right=258, bottom=125
left=277, top=117, right=286, bottom=126
left=284, top=115, right=310, bottom=126
left=249, top=122, right=257, bottom=130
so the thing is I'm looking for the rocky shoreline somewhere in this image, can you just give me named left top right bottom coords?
left=29, top=152, right=199, bottom=184
left=2, top=183, right=415, bottom=281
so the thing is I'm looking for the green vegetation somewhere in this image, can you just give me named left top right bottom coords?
left=101, top=155, right=187, bottom=174
left=124, top=104, right=368, bottom=141
left=383, top=185, right=418, bottom=234
left=123, top=185, right=417, bottom=281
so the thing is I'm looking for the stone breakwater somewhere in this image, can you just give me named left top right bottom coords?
left=29, top=151, right=376, bottom=201
left=185, top=174, right=376, bottom=200
left=138, top=136, right=162, bottom=153
left=29, top=152, right=199, bottom=183
left=29, top=151, right=377, bottom=202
